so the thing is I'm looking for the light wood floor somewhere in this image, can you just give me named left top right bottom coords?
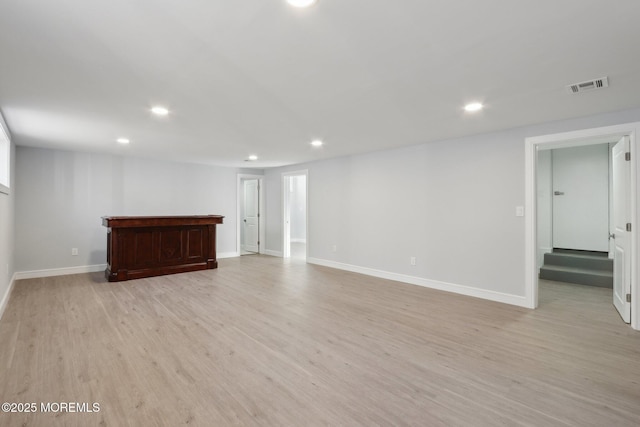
left=0, top=256, right=639, bottom=426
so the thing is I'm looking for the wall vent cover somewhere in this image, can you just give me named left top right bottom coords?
left=566, top=76, right=609, bottom=94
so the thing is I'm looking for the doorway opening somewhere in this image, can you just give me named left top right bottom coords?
left=282, top=171, right=308, bottom=260
left=237, top=174, right=264, bottom=256
left=525, top=122, right=639, bottom=330
left=537, top=143, right=612, bottom=283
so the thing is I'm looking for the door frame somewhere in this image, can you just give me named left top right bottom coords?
left=524, top=122, right=640, bottom=330
left=282, top=170, right=308, bottom=259
left=237, top=174, right=265, bottom=256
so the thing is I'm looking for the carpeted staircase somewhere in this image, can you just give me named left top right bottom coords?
left=539, top=249, right=613, bottom=288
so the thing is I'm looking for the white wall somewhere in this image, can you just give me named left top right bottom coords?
left=266, top=131, right=526, bottom=297
left=264, top=107, right=640, bottom=304
left=11, top=107, right=640, bottom=302
left=15, top=146, right=255, bottom=274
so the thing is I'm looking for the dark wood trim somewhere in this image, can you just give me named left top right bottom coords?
left=102, top=215, right=223, bottom=228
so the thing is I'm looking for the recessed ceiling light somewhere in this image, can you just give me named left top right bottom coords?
left=310, top=139, right=323, bottom=147
left=287, top=0, right=317, bottom=8
left=151, top=106, right=169, bottom=116
left=248, top=155, right=258, bottom=161
left=116, top=138, right=130, bottom=144
left=464, top=102, right=483, bottom=112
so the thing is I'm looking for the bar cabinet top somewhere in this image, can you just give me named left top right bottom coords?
left=102, top=215, right=225, bottom=228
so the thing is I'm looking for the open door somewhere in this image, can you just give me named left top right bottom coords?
left=612, top=136, right=631, bottom=323
left=242, top=179, right=260, bottom=254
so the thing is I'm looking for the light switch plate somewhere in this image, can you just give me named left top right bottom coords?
left=515, top=206, right=524, bottom=217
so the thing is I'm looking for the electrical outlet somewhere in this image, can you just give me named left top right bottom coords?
left=71, top=248, right=78, bottom=256
left=332, top=245, right=337, bottom=252
left=410, top=257, right=416, bottom=266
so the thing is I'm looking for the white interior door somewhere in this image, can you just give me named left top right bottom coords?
left=552, top=144, right=609, bottom=251
left=242, top=179, right=259, bottom=253
left=612, top=136, right=631, bottom=323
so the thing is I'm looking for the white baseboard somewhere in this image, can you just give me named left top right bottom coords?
left=263, top=250, right=283, bottom=257
left=307, top=257, right=529, bottom=308
left=217, top=252, right=240, bottom=259
left=13, top=255, right=245, bottom=278
left=14, top=264, right=107, bottom=280
left=537, top=246, right=552, bottom=268
left=0, top=273, right=17, bottom=321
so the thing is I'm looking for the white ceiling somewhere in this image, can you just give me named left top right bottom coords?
left=1, top=0, right=639, bottom=168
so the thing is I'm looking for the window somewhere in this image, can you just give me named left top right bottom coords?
left=0, top=115, right=10, bottom=195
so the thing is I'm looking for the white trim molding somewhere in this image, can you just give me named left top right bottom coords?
left=14, top=264, right=107, bottom=280
left=13, top=256, right=238, bottom=282
left=537, top=247, right=552, bottom=269
left=307, top=258, right=529, bottom=308
left=0, top=273, right=17, bottom=321
left=525, top=122, right=640, bottom=329
left=263, top=250, right=283, bottom=258
left=0, top=111, right=11, bottom=195
left=217, top=252, right=240, bottom=259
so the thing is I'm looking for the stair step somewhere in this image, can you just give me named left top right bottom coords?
left=539, top=265, right=613, bottom=288
left=552, top=249, right=608, bottom=257
left=543, top=252, right=613, bottom=271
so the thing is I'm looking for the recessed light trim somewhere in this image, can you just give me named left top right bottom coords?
left=116, top=138, right=130, bottom=144
left=464, top=102, right=483, bottom=112
left=287, top=0, right=317, bottom=8
left=151, top=106, right=169, bottom=116
left=311, top=139, right=323, bottom=147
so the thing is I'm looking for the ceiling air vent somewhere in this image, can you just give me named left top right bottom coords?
left=566, top=77, right=609, bottom=94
